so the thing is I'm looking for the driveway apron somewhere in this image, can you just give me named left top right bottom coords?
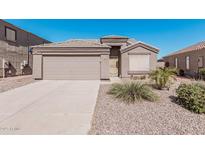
left=0, top=80, right=99, bottom=134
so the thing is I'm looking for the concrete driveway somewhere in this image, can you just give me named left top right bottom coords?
left=0, top=80, right=100, bottom=134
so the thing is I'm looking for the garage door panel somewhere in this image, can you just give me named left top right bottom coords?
left=44, top=56, right=100, bottom=61
left=43, top=56, right=100, bottom=80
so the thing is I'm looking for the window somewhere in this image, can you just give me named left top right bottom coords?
left=175, top=57, right=178, bottom=68
left=198, top=56, right=203, bottom=68
left=5, top=27, right=16, bottom=42
left=129, top=54, right=150, bottom=71
left=185, top=56, right=190, bottom=70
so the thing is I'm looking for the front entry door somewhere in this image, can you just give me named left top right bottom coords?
left=109, top=57, right=118, bottom=77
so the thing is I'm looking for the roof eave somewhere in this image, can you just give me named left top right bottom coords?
left=121, top=42, right=159, bottom=54
left=31, top=46, right=111, bottom=49
left=163, top=48, right=203, bottom=58
left=101, top=35, right=129, bottom=39
left=31, top=46, right=111, bottom=54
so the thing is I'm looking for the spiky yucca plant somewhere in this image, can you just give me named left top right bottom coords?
left=108, top=82, right=158, bottom=103
left=150, top=67, right=176, bottom=90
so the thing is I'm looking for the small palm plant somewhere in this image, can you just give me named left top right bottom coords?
left=108, top=82, right=158, bottom=103
left=150, top=67, right=176, bottom=90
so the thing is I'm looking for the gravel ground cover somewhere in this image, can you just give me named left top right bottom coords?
left=89, top=81, right=205, bottom=135
left=0, top=75, right=37, bottom=93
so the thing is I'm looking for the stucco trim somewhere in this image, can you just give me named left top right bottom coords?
left=32, top=47, right=110, bottom=55
left=34, top=52, right=109, bottom=56
left=128, top=71, right=150, bottom=75
left=128, top=52, right=151, bottom=55
left=32, top=46, right=110, bottom=49
left=121, top=42, right=159, bottom=54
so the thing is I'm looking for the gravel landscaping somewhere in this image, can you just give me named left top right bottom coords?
left=0, top=75, right=37, bottom=93
left=89, top=81, right=205, bottom=135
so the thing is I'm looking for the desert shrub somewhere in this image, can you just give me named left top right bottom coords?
left=150, top=67, right=177, bottom=90
left=108, top=82, right=158, bottom=103
left=199, top=68, right=205, bottom=80
left=176, top=84, right=205, bottom=114
left=178, top=69, right=185, bottom=76
left=195, top=81, right=205, bottom=91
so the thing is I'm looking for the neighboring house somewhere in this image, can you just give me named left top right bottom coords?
left=32, top=35, right=159, bottom=80
left=157, top=59, right=165, bottom=68
left=163, top=41, right=205, bottom=77
left=0, top=19, right=51, bottom=77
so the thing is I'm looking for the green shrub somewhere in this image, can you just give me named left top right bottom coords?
left=199, top=68, right=205, bottom=75
left=176, top=84, right=205, bottom=114
left=178, top=69, right=185, bottom=76
left=195, top=81, right=205, bottom=91
left=199, top=68, right=205, bottom=80
left=108, top=82, right=158, bottom=103
left=150, top=67, right=177, bottom=90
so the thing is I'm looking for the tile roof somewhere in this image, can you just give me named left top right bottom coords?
left=165, top=41, right=205, bottom=57
left=33, top=39, right=110, bottom=48
left=127, top=38, right=138, bottom=45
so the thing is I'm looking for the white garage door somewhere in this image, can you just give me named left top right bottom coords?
left=43, top=56, right=100, bottom=80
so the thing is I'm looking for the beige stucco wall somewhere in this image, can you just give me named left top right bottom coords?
left=100, top=54, right=109, bottom=79
left=163, top=48, right=205, bottom=77
left=121, top=46, right=157, bottom=78
left=32, top=54, right=42, bottom=79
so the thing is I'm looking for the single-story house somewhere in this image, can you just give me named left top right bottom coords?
left=32, top=35, right=159, bottom=80
left=163, top=41, right=205, bottom=77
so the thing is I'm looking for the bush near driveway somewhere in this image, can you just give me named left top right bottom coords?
left=176, top=83, right=205, bottom=114
left=108, top=82, right=158, bottom=103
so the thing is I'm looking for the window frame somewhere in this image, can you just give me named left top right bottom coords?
left=5, top=26, right=17, bottom=42
left=175, top=57, right=178, bottom=68
left=128, top=54, right=150, bottom=72
left=198, top=56, right=204, bottom=68
left=185, top=56, right=190, bottom=70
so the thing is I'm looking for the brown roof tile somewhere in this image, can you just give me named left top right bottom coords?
left=33, top=39, right=110, bottom=48
left=165, top=41, right=205, bottom=57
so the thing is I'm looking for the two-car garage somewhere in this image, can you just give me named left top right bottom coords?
left=43, top=56, right=101, bottom=80
left=32, top=40, right=110, bottom=80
